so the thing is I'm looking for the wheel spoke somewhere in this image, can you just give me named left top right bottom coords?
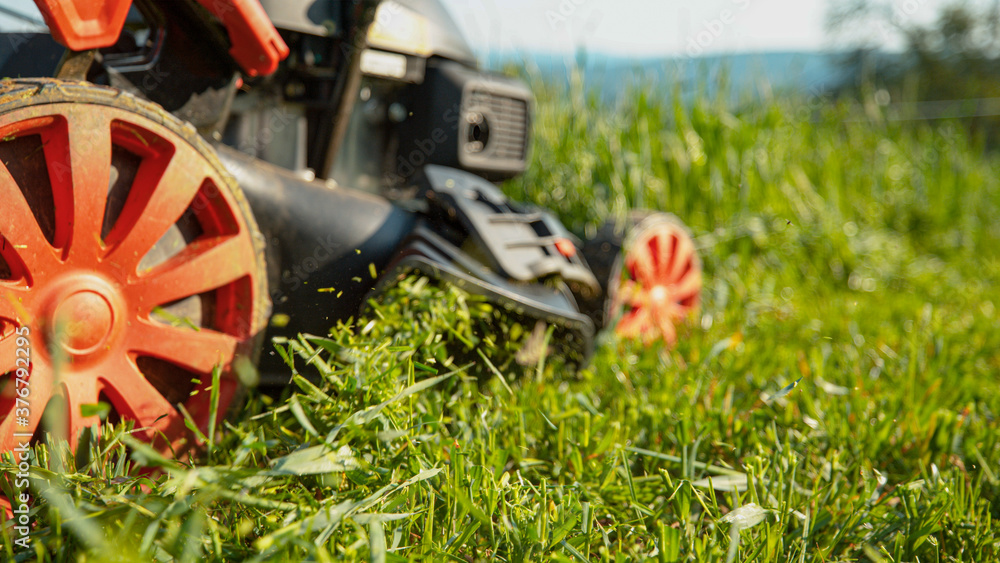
left=58, top=375, right=101, bottom=448
left=100, top=357, right=183, bottom=439
left=0, top=333, right=17, bottom=375
left=626, top=245, right=657, bottom=287
left=104, top=149, right=214, bottom=273
left=615, top=307, right=648, bottom=339
left=0, top=163, right=58, bottom=273
left=0, top=361, right=54, bottom=451
left=648, top=232, right=666, bottom=279
left=650, top=302, right=678, bottom=345
left=130, top=235, right=255, bottom=311
left=127, top=321, right=239, bottom=375
left=58, top=111, right=113, bottom=257
left=0, top=406, right=37, bottom=454
left=671, top=268, right=702, bottom=303
left=667, top=231, right=696, bottom=283
left=0, top=287, right=28, bottom=326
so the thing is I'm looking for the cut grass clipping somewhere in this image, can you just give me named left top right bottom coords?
left=3, top=72, right=1000, bottom=561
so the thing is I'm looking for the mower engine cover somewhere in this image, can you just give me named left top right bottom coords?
left=329, top=0, right=531, bottom=190
left=395, top=59, right=532, bottom=182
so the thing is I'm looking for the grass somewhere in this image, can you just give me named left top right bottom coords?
left=3, top=71, right=1000, bottom=561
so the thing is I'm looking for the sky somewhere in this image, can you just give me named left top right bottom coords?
left=0, top=0, right=984, bottom=57
left=436, top=0, right=975, bottom=57
left=438, top=0, right=827, bottom=57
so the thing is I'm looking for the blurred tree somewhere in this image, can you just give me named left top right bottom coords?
left=827, top=0, right=1000, bottom=145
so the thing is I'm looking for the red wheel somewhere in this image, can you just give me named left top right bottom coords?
left=0, top=80, right=268, bottom=454
left=612, top=214, right=701, bottom=345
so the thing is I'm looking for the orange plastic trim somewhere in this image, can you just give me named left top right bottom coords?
left=34, top=0, right=288, bottom=77
left=34, top=0, right=133, bottom=51
left=194, top=0, right=290, bottom=77
left=554, top=237, right=577, bottom=258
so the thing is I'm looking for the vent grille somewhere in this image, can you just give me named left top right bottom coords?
left=467, top=89, right=528, bottom=161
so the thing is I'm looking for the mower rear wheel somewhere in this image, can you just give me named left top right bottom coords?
left=0, top=79, right=269, bottom=454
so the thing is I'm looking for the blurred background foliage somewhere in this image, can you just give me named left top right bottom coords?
left=829, top=0, right=1000, bottom=145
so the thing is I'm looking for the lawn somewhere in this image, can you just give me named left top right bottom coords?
left=3, top=70, right=1000, bottom=562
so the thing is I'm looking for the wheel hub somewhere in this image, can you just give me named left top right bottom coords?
left=649, top=285, right=669, bottom=304
left=40, top=274, right=122, bottom=360
left=51, top=289, right=115, bottom=356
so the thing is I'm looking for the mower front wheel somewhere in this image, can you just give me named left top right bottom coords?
left=583, top=211, right=702, bottom=346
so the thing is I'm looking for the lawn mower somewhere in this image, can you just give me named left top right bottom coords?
left=0, top=0, right=703, bottom=455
